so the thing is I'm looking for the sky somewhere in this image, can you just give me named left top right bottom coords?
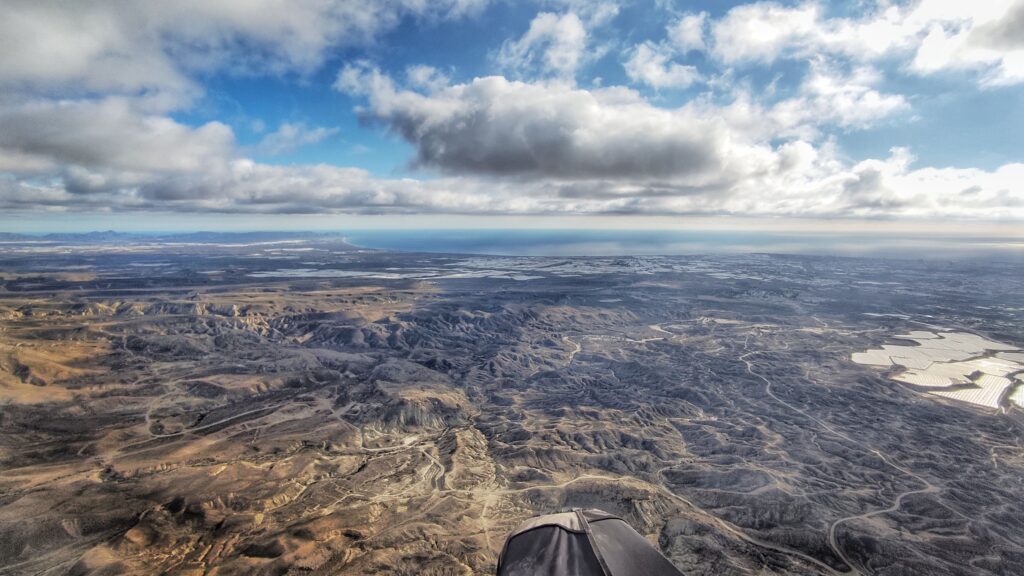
left=0, top=0, right=1023, bottom=233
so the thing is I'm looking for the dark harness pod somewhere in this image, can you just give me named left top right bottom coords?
left=496, top=509, right=684, bottom=576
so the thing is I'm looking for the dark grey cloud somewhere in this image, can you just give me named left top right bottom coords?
left=339, top=69, right=727, bottom=180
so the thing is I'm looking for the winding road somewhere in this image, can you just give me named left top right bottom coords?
left=740, top=348, right=941, bottom=576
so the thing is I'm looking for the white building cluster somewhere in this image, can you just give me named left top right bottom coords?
left=852, top=331, right=1024, bottom=410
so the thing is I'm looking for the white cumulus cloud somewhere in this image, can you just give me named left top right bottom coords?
left=624, top=42, right=701, bottom=89
left=668, top=12, right=708, bottom=54
left=707, top=0, right=1024, bottom=86
left=497, top=12, right=588, bottom=81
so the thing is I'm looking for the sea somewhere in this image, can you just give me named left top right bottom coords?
left=344, top=229, right=1024, bottom=261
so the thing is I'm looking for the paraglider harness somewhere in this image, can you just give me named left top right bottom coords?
left=496, top=508, right=684, bottom=576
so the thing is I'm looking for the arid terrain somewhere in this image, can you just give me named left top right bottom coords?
left=1, top=234, right=1022, bottom=576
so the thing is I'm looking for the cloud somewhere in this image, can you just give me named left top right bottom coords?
left=547, top=0, right=620, bottom=26
left=253, top=122, right=340, bottom=156
left=338, top=64, right=905, bottom=181
left=329, top=68, right=1020, bottom=220
left=972, top=1, right=1024, bottom=50
left=706, top=1, right=909, bottom=63
left=0, top=161, right=545, bottom=215
left=406, top=65, right=451, bottom=92
left=334, top=67, right=1018, bottom=218
left=833, top=149, right=1024, bottom=218
left=912, top=1, right=1024, bottom=85
left=337, top=66, right=731, bottom=179
left=0, top=1, right=1020, bottom=222
left=706, top=0, right=1024, bottom=85
left=0, top=97, right=235, bottom=175
left=623, top=42, right=701, bottom=89
left=622, top=13, right=707, bottom=91
left=1, top=99, right=1020, bottom=221
left=668, top=12, right=708, bottom=54
left=710, top=2, right=821, bottom=64
left=0, top=0, right=489, bottom=209
left=0, top=2, right=193, bottom=99
left=767, top=62, right=909, bottom=136
left=0, top=0, right=490, bottom=100
left=4, top=144, right=1020, bottom=220
left=497, top=12, right=587, bottom=81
